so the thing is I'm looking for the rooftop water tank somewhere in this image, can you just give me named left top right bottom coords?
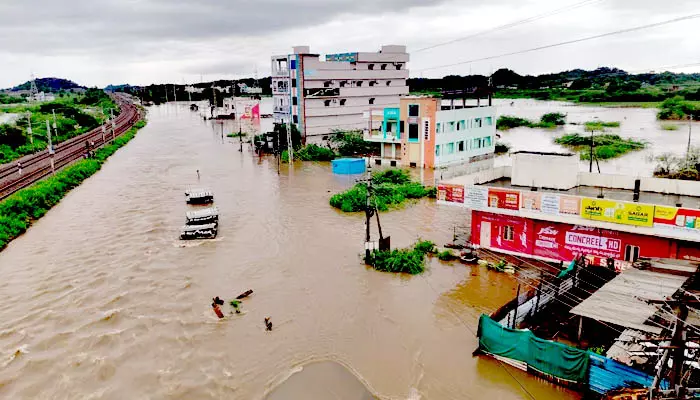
left=332, top=158, right=366, bottom=175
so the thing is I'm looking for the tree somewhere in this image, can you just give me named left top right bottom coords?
left=0, top=124, right=26, bottom=149
left=569, top=79, right=592, bottom=90
left=540, top=112, right=566, bottom=126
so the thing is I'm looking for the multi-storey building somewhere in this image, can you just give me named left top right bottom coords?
left=271, top=45, right=409, bottom=143
left=364, top=96, right=496, bottom=168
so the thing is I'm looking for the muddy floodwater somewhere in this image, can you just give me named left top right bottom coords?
left=0, top=103, right=579, bottom=399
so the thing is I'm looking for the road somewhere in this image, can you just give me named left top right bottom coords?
left=0, top=94, right=142, bottom=200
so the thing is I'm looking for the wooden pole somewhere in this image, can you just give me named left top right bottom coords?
left=512, top=284, right=521, bottom=329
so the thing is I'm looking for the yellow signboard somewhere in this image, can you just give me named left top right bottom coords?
left=580, top=198, right=654, bottom=227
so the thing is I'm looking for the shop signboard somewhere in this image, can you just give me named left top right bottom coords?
left=465, top=186, right=489, bottom=210
left=436, top=184, right=464, bottom=204
left=521, top=192, right=580, bottom=216
left=533, top=223, right=623, bottom=261
left=653, top=205, right=700, bottom=240
left=487, top=188, right=520, bottom=210
left=580, top=198, right=654, bottom=227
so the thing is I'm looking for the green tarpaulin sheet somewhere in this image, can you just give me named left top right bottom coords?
left=557, top=260, right=576, bottom=278
left=478, top=314, right=589, bottom=383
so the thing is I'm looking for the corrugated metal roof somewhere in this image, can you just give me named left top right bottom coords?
left=570, top=268, right=688, bottom=334
left=588, top=353, right=668, bottom=394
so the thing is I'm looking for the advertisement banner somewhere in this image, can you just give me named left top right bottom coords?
left=654, top=206, right=700, bottom=229
left=487, top=188, right=520, bottom=210
left=437, top=184, right=464, bottom=204
left=580, top=198, right=654, bottom=227
left=521, top=192, right=581, bottom=216
left=533, top=223, right=623, bottom=261
left=466, top=186, right=488, bottom=210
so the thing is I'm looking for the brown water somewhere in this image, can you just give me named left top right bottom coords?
left=0, top=103, right=578, bottom=399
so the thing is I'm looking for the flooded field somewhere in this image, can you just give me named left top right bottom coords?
left=0, top=103, right=579, bottom=399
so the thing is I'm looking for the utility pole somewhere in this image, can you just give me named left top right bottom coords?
left=52, top=109, right=57, bottom=137
left=239, top=121, right=243, bottom=152
left=165, top=85, right=169, bottom=103
left=686, top=115, right=693, bottom=167
left=101, top=125, right=106, bottom=144
left=286, top=120, right=293, bottom=164
left=589, top=129, right=594, bottom=173
left=365, top=162, right=372, bottom=261
left=276, top=128, right=281, bottom=175
left=26, top=113, right=33, bottom=144
left=45, top=119, right=55, bottom=174
left=110, top=109, right=115, bottom=141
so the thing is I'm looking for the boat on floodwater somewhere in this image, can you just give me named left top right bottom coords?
left=185, top=188, right=214, bottom=204
left=185, top=207, right=219, bottom=225
left=179, top=223, right=217, bottom=240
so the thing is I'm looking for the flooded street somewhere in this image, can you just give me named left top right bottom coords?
left=0, top=103, right=579, bottom=399
left=491, top=99, right=700, bottom=176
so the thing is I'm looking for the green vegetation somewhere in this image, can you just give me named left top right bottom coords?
left=437, top=249, right=457, bottom=261
left=0, top=94, right=26, bottom=105
left=654, top=148, right=700, bottom=181
left=365, top=240, right=436, bottom=275
left=328, top=130, right=378, bottom=156
left=0, top=90, right=118, bottom=164
left=657, top=97, right=700, bottom=120
left=227, top=132, right=245, bottom=138
left=282, top=144, right=336, bottom=162
left=555, top=133, right=646, bottom=160
left=661, top=124, right=679, bottom=131
left=497, top=112, right=566, bottom=130
left=0, top=119, right=146, bottom=250
left=329, top=169, right=436, bottom=212
left=495, top=142, right=511, bottom=154
left=583, top=120, right=620, bottom=130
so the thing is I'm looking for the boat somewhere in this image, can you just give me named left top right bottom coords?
left=180, top=223, right=218, bottom=240
left=186, top=207, right=219, bottom=225
left=185, top=188, right=214, bottom=205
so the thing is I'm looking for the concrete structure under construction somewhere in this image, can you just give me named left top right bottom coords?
left=271, top=45, right=409, bottom=143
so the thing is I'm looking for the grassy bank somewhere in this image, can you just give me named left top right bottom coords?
left=0, top=119, right=146, bottom=250
left=555, top=133, right=645, bottom=160
left=365, top=240, right=435, bottom=275
left=497, top=113, right=566, bottom=130
left=330, top=169, right=436, bottom=212
left=582, top=120, right=620, bottom=130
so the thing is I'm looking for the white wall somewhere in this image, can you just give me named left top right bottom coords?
left=512, top=152, right=578, bottom=190
left=434, top=106, right=497, bottom=166
left=578, top=172, right=700, bottom=197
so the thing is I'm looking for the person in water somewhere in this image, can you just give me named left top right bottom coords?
left=211, top=297, right=225, bottom=319
left=264, top=317, right=272, bottom=331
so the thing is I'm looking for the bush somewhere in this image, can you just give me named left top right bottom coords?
left=365, top=239, right=436, bottom=275
left=329, top=170, right=434, bottom=212
left=658, top=97, right=699, bottom=120
left=555, top=133, right=645, bottom=160
left=661, top=124, right=679, bottom=131
left=296, top=144, right=336, bottom=161
left=540, top=112, right=566, bottom=126
left=328, top=130, right=378, bottom=156
left=497, top=116, right=533, bottom=130
left=584, top=121, right=620, bottom=130
left=437, top=249, right=456, bottom=261
left=495, top=142, right=511, bottom=154
left=0, top=119, right=146, bottom=250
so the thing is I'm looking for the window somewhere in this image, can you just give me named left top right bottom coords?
left=324, top=100, right=331, bottom=107
left=369, top=81, right=377, bottom=87
left=485, top=116, right=493, bottom=126
left=435, top=145, right=441, bottom=156
left=292, top=97, right=298, bottom=106
left=457, top=120, right=465, bottom=130
left=408, top=123, right=419, bottom=141
left=503, top=226, right=514, bottom=241
left=436, top=123, right=441, bottom=133
left=399, top=121, right=404, bottom=134
left=473, top=138, right=481, bottom=148
left=458, top=141, right=465, bottom=152
left=381, top=64, right=387, bottom=70
left=483, top=136, right=492, bottom=147
left=368, top=64, right=375, bottom=70
left=293, top=115, right=298, bottom=124
left=340, top=99, right=347, bottom=106
left=475, top=118, right=482, bottom=128
left=448, top=121, right=455, bottom=132
left=408, top=104, right=419, bottom=117
left=395, top=63, right=402, bottom=70
left=446, top=142, right=454, bottom=154
left=624, top=245, right=640, bottom=262
left=340, top=81, right=347, bottom=88
left=290, top=60, right=297, bottom=70
left=324, top=81, right=332, bottom=88
left=356, top=81, right=363, bottom=87
left=386, top=81, right=391, bottom=86
left=292, top=79, right=297, bottom=88
left=369, top=97, right=375, bottom=105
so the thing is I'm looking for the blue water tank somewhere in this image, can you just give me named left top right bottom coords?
left=332, top=158, right=366, bottom=175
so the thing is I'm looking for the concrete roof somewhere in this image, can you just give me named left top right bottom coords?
left=570, top=268, right=689, bottom=334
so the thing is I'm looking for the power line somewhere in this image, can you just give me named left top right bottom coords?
left=418, top=13, right=700, bottom=72
left=414, top=0, right=605, bottom=54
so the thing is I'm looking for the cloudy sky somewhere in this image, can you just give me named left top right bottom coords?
left=0, top=0, right=698, bottom=88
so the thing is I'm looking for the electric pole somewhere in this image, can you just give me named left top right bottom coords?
left=110, top=109, right=115, bottom=140
left=26, top=113, right=33, bottom=144
left=686, top=115, right=693, bottom=167
left=45, top=119, right=54, bottom=174
left=365, top=163, right=372, bottom=261
left=589, top=129, right=594, bottom=173
left=52, top=109, right=57, bottom=137
left=286, top=120, right=293, bottom=164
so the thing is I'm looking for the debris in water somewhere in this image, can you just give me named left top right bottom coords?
left=264, top=317, right=272, bottom=331
left=235, top=289, right=253, bottom=299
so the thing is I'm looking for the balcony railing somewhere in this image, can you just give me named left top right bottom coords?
left=274, top=106, right=290, bottom=113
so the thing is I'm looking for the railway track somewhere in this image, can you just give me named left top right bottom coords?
left=0, top=94, right=143, bottom=200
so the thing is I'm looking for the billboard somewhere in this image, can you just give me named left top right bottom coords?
left=487, top=188, right=520, bottom=210
left=521, top=192, right=580, bottom=216
left=436, top=184, right=464, bottom=204
left=580, top=198, right=654, bottom=227
left=533, top=223, right=623, bottom=260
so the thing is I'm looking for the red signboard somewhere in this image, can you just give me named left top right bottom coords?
left=437, top=184, right=464, bottom=203
left=487, top=188, right=520, bottom=210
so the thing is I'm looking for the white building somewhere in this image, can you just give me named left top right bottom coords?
left=271, top=45, right=409, bottom=143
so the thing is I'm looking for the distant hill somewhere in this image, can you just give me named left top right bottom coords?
left=9, top=77, right=85, bottom=92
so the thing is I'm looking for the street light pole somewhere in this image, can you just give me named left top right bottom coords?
left=686, top=115, right=693, bottom=166
left=27, top=113, right=33, bottom=144
left=45, top=119, right=55, bottom=174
